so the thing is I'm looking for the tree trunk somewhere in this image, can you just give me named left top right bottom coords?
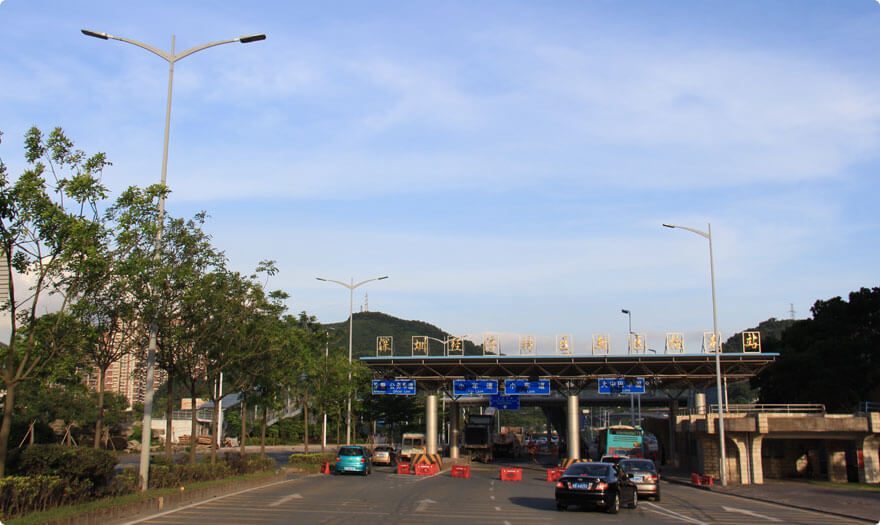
left=95, top=367, right=106, bottom=449
left=165, top=371, right=174, bottom=461
left=303, top=392, right=309, bottom=453
left=189, top=383, right=198, bottom=464
left=336, top=409, right=341, bottom=445
left=240, top=398, right=247, bottom=457
left=0, top=378, right=16, bottom=476
left=260, top=405, right=267, bottom=460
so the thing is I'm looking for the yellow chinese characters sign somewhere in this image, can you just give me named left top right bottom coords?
left=742, top=331, right=761, bottom=353
left=630, top=333, right=646, bottom=354
left=483, top=335, right=499, bottom=355
left=519, top=335, right=536, bottom=355
left=592, top=334, right=610, bottom=355
left=702, top=332, right=721, bottom=354
left=447, top=337, right=463, bottom=355
left=412, top=336, right=428, bottom=356
left=377, top=336, right=393, bottom=356
left=556, top=335, right=572, bottom=355
left=665, top=333, right=684, bottom=353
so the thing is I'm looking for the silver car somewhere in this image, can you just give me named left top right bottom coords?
left=619, top=458, right=660, bottom=501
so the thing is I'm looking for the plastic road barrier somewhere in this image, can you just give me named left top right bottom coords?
left=546, top=467, right=564, bottom=482
left=415, top=463, right=435, bottom=476
left=452, top=465, right=470, bottom=479
left=500, top=467, right=522, bottom=481
left=397, top=462, right=411, bottom=475
left=320, top=461, right=331, bottom=475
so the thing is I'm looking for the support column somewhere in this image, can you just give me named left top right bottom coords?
left=858, top=435, right=880, bottom=484
left=749, top=435, right=764, bottom=484
left=450, top=400, right=460, bottom=459
left=668, top=399, right=678, bottom=467
left=730, top=435, right=749, bottom=484
left=567, top=394, right=580, bottom=460
left=426, top=393, right=438, bottom=455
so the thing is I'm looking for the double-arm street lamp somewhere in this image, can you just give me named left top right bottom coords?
left=316, top=275, right=388, bottom=444
left=82, top=29, right=265, bottom=491
left=662, top=222, right=727, bottom=486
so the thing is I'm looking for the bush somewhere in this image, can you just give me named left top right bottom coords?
left=0, top=475, right=92, bottom=521
left=288, top=452, right=335, bottom=472
left=15, top=445, right=116, bottom=491
left=222, top=452, right=276, bottom=474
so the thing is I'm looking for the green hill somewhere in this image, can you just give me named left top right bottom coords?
left=324, top=311, right=481, bottom=358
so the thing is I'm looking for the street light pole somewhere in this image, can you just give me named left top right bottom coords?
left=82, top=29, right=265, bottom=491
left=621, top=309, right=639, bottom=427
left=316, top=275, right=388, bottom=444
left=662, top=222, right=727, bottom=486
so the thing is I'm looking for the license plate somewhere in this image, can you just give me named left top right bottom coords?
left=343, top=467, right=357, bottom=471
left=632, top=476, right=643, bottom=482
left=571, top=482, right=590, bottom=489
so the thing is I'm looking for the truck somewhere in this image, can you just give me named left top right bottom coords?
left=463, top=407, right=497, bottom=462
left=399, top=432, right=426, bottom=462
left=493, top=426, right=525, bottom=458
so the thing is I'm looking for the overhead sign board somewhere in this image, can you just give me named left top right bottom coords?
left=598, top=378, right=645, bottom=395
left=504, top=379, right=551, bottom=395
left=452, top=379, right=498, bottom=396
left=490, top=394, right=520, bottom=410
left=371, top=379, right=416, bottom=395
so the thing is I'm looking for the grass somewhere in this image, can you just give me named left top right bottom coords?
left=799, top=479, right=880, bottom=492
left=6, top=470, right=281, bottom=525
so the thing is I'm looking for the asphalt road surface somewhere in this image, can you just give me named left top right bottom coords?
left=118, top=463, right=868, bottom=525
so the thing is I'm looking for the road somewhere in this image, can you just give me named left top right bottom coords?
left=118, top=463, right=867, bottom=525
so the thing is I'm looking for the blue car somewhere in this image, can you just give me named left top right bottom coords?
left=335, top=446, right=372, bottom=475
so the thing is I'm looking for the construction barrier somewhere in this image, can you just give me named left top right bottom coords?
left=558, top=458, right=587, bottom=469
left=691, top=473, right=701, bottom=485
left=546, top=467, right=564, bottom=482
left=700, top=475, right=714, bottom=486
left=500, top=468, right=522, bottom=481
left=320, top=462, right=331, bottom=475
left=411, top=453, right=443, bottom=468
left=415, top=463, right=435, bottom=476
left=397, top=462, right=411, bottom=475
left=451, top=465, right=470, bottom=479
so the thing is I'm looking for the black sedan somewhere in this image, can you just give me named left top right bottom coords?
left=555, top=461, right=638, bottom=513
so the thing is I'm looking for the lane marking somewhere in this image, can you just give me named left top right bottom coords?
left=504, top=521, right=512, bottom=525
left=494, top=506, right=501, bottom=511
left=643, top=502, right=711, bottom=525
left=268, top=493, right=302, bottom=507
left=415, top=498, right=437, bottom=512
left=490, top=495, right=496, bottom=500
left=722, top=505, right=782, bottom=522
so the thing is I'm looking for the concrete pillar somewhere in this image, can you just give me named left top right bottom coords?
left=858, top=435, right=880, bottom=484
left=668, top=399, right=678, bottom=467
left=567, top=394, right=580, bottom=460
left=426, top=393, right=438, bottom=455
left=449, top=400, right=460, bottom=459
left=827, top=440, right=848, bottom=483
left=730, top=435, right=749, bottom=484
left=749, top=435, right=764, bottom=484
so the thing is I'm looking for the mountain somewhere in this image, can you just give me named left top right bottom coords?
left=323, top=311, right=481, bottom=358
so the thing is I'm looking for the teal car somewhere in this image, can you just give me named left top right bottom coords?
left=335, top=446, right=372, bottom=475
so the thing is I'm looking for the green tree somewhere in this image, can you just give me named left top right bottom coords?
left=0, top=127, right=110, bottom=475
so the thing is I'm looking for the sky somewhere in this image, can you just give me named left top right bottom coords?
left=1, top=1, right=879, bottom=356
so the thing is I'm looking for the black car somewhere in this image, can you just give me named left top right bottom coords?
left=619, top=458, right=661, bottom=501
left=555, top=461, right=638, bottom=513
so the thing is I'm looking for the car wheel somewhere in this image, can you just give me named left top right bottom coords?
left=606, top=492, right=620, bottom=514
left=630, top=490, right=638, bottom=509
left=654, top=492, right=660, bottom=502
left=555, top=502, right=566, bottom=511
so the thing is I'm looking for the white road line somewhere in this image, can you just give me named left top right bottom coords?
left=118, top=477, right=302, bottom=525
left=503, top=521, right=511, bottom=525
left=268, top=493, right=302, bottom=507
left=643, top=502, right=711, bottom=525
left=490, top=495, right=496, bottom=500
left=722, top=505, right=782, bottom=522
left=415, top=498, right=437, bottom=512
left=494, top=506, right=501, bottom=511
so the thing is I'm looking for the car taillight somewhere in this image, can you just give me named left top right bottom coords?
left=336, top=456, right=341, bottom=462
left=556, top=481, right=564, bottom=488
left=595, top=482, right=608, bottom=491
left=647, top=474, right=657, bottom=481
left=360, top=457, right=366, bottom=463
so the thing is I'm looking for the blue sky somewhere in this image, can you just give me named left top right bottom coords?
left=2, top=1, right=879, bottom=355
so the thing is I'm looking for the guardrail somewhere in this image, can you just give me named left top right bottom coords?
left=858, top=401, right=880, bottom=415
left=711, top=403, right=826, bottom=414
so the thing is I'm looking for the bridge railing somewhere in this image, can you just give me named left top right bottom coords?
left=858, top=401, right=880, bottom=415
left=710, top=403, right=826, bottom=415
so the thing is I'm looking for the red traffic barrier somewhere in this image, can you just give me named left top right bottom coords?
left=451, top=465, right=470, bottom=479
left=431, top=463, right=439, bottom=474
left=700, top=474, right=714, bottom=486
left=500, top=467, right=522, bottom=481
left=320, top=461, right=331, bottom=475
left=397, top=462, right=411, bottom=475
left=691, top=473, right=701, bottom=485
left=415, top=463, right=434, bottom=476
left=546, top=467, right=564, bottom=482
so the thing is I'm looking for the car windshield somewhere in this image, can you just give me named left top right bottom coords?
left=621, top=460, right=656, bottom=472
left=375, top=447, right=392, bottom=452
left=339, top=447, right=363, bottom=456
left=565, top=463, right=611, bottom=477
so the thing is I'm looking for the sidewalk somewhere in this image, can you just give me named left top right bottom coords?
left=662, top=469, right=880, bottom=523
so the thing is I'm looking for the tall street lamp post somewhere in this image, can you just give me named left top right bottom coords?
left=82, top=29, right=265, bottom=491
left=316, top=276, right=388, bottom=444
left=621, top=309, right=636, bottom=426
left=662, top=222, right=727, bottom=486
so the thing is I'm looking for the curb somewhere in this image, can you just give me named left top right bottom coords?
left=664, top=476, right=877, bottom=523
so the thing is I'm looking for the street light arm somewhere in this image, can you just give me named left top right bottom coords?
left=353, top=275, right=389, bottom=289
left=81, top=30, right=173, bottom=61
left=316, top=277, right=352, bottom=289
left=175, top=37, right=248, bottom=62
left=663, top=223, right=709, bottom=240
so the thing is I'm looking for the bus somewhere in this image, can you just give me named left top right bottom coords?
left=598, top=425, right=644, bottom=458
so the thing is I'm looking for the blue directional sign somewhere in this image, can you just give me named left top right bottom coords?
left=504, top=379, right=551, bottom=395
left=452, top=379, right=498, bottom=396
left=372, top=379, right=416, bottom=395
left=598, top=378, right=645, bottom=394
left=490, top=394, right=521, bottom=410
